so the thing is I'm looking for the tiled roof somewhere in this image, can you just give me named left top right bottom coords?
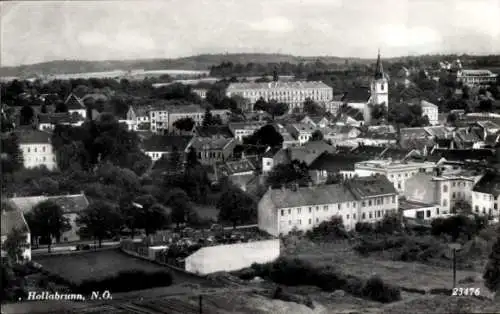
left=341, top=87, right=371, bottom=103
left=64, top=93, right=85, bottom=110
left=430, top=148, right=495, bottom=162
left=227, top=81, right=332, bottom=90
left=400, top=127, right=431, bottom=139
left=189, top=137, right=236, bottom=150
left=141, top=135, right=192, bottom=152
left=16, top=130, right=51, bottom=144
left=194, top=126, right=233, bottom=138
left=309, top=152, right=368, bottom=172
left=455, top=128, right=481, bottom=143
left=420, top=100, right=438, bottom=108
left=399, top=199, right=437, bottom=210
left=267, top=183, right=357, bottom=209
left=351, top=145, right=386, bottom=157
left=228, top=121, right=267, bottom=133
left=425, top=126, right=453, bottom=139
left=274, top=141, right=335, bottom=166
left=38, top=113, right=83, bottom=124
left=217, top=159, right=256, bottom=176
left=472, top=172, right=500, bottom=196
left=1, top=203, right=29, bottom=236
left=9, top=193, right=89, bottom=215
left=347, top=175, right=397, bottom=199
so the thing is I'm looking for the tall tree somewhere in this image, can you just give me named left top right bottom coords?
left=19, top=105, right=34, bottom=125
left=202, top=108, right=213, bottom=127
left=1, top=134, right=23, bottom=173
left=26, top=200, right=71, bottom=253
left=173, top=117, right=195, bottom=132
left=217, top=188, right=257, bottom=228
left=243, top=124, right=283, bottom=148
left=310, top=130, right=324, bottom=141
left=133, top=194, right=170, bottom=235
left=168, top=189, right=192, bottom=228
left=2, top=228, right=29, bottom=263
left=186, top=147, right=199, bottom=168
left=267, top=160, right=311, bottom=187
left=303, top=98, right=325, bottom=116
left=168, top=145, right=182, bottom=171
left=268, top=100, right=289, bottom=119
left=54, top=101, right=68, bottom=113
left=483, top=229, right=500, bottom=294
left=76, top=201, right=122, bottom=247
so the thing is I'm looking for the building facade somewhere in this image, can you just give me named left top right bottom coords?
left=17, top=131, right=57, bottom=170
left=368, top=51, right=389, bottom=115
left=150, top=105, right=229, bottom=134
left=226, top=81, right=333, bottom=112
left=354, top=159, right=436, bottom=194
left=457, top=69, right=498, bottom=87
left=228, top=122, right=267, bottom=142
left=258, top=176, right=398, bottom=236
left=420, top=100, right=439, bottom=125
left=471, top=173, right=500, bottom=218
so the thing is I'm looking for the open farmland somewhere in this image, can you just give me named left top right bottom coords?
left=34, top=249, right=169, bottom=285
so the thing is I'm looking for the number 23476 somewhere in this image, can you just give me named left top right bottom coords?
left=452, top=288, right=480, bottom=296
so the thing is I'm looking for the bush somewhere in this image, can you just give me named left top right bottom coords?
left=362, top=276, right=402, bottom=303
left=306, top=216, right=349, bottom=240
left=355, top=222, right=374, bottom=234
left=78, top=270, right=173, bottom=294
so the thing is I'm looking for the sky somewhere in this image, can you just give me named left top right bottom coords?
left=1, top=0, right=499, bottom=66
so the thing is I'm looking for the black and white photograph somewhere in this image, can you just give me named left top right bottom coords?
left=1, top=0, right=500, bottom=313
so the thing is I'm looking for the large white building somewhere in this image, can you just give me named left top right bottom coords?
left=258, top=176, right=398, bottom=236
left=225, top=81, right=333, bottom=112
left=16, top=130, right=57, bottom=170
left=228, top=121, right=267, bottom=142
left=420, top=100, right=439, bottom=125
left=354, top=159, right=436, bottom=194
left=457, top=69, right=498, bottom=87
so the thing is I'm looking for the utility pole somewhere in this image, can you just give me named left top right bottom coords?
left=452, top=248, right=457, bottom=288
left=199, top=295, right=203, bottom=314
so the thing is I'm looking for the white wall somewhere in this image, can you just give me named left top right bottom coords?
left=402, top=205, right=441, bottom=220
left=185, top=239, right=280, bottom=275
left=472, top=191, right=499, bottom=217
left=20, top=143, right=57, bottom=170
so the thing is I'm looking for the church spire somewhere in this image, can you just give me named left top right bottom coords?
left=374, top=49, right=384, bottom=80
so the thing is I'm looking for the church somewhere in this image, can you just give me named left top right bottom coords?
left=341, top=50, right=389, bottom=124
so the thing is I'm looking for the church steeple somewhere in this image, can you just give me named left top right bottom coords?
left=374, top=49, right=384, bottom=80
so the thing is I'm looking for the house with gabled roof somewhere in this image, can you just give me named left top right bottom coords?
left=472, top=172, right=500, bottom=219
left=64, top=93, right=87, bottom=119
left=141, top=135, right=192, bottom=162
left=258, top=175, right=398, bottom=236
left=300, top=115, right=331, bottom=128
left=9, top=193, right=90, bottom=243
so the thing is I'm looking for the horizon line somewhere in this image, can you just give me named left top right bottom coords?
left=2, top=51, right=500, bottom=69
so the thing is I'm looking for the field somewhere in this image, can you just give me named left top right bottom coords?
left=284, top=240, right=491, bottom=295
left=34, top=249, right=168, bottom=285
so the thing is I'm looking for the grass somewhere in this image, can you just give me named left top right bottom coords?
left=285, top=241, right=486, bottom=293
left=34, top=249, right=167, bottom=285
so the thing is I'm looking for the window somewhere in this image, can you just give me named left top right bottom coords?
left=377, top=210, right=381, bottom=217
left=452, top=182, right=456, bottom=187
left=443, top=199, right=447, bottom=207
left=323, top=205, right=328, bottom=211
left=368, top=200, right=372, bottom=206
left=316, top=218, right=319, bottom=223
left=392, top=196, right=395, bottom=203
left=426, top=210, right=431, bottom=218
left=316, top=206, right=319, bottom=211
left=289, top=220, right=292, bottom=225
left=309, top=207, right=312, bottom=213
left=42, top=146, right=46, bottom=152
left=297, top=208, right=301, bottom=214
left=443, top=185, right=448, bottom=192
left=298, top=219, right=302, bottom=225
left=362, top=213, right=366, bottom=219
left=416, top=211, right=425, bottom=219
left=338, top=204, right=341, bottom=210
left=288, top=209, right=291, bottom=215
left=353, top=213, right=356, bottom=220
left=452, top=192, right=456, bottom=199
left=27, top=148, right=30, bottom=153
left=398, top=183, right=402, bottom=189
left=437, top=208, right=440, bottom=215
left=346, top=214, right=350, bottom=219
left=369, top=212, right=372, bottom=219
left=353, top=202, right=356, bottom=208
left=362, top=201, right=366, bottom=207
left=308, top=218, right=312, bottom=224
left=495, top=204, right=498, bottom=210
left=281, top=210, right=285, bottom=216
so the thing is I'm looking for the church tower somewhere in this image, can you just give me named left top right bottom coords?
left=370, top=49, right=389, bottom=109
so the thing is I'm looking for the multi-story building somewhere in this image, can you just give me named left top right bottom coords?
left=228, top=121, right=267, bottom=142
left=126, top=106, right=151, bottom=131
left=258, top=175, right=398, bottom=236
left=457, top=69, right=498, bottom=87
left=64, top=93, right=87, bottom=119
left=37, top=113, right=84, bottom=131
left=225, top=81, right=333, bottom=113
left=420, top=100, right=439, bottom=125
left=149, top=105, right=229, bottom=134
left=404, top=168, right=483, bottom=215
left=186, top=126, right=237, bottom=165
left=471, top=172, right=500, bottom=218
left=16, top=130, right=57, bottom=170
left=273, top=123, right=301, bottom=148
left=323, top=101, right=343, bottom=116
left=354, top=159, right=436, bottom=194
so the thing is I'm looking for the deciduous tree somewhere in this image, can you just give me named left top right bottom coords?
left=76, top=201, right=122, bottom=247
left=483, top=229, right=500, bottom=293
left=2, top=228, right=29, bottom=263
left=168, top=189, right=192, bottom=228
left=173, top=117, right=195, bottom=132
left=217, top=188, right=257, bottom=228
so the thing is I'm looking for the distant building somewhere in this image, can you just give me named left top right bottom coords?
left=457, top=69, right=498, bottom=87
left=300, top=115, right=331, bottom=128
left=420, top=100, right=439, bottom=125
left=141, top=135, right=192, bottom=162
left=37, top=112, right=84, bottom=131
left=16, top=130, right=57, bottom=170
left=64, top=93, right=87, bottom=119
left=258, top=176, right=398, bottom=236
left=225, top=81, right=333, bottom=113
left=323, top=101, right=343, bottom=116
left=399, top=199, right=441, bottom=221
left=187, top=126, right=236, bottom=165
left=228, top=121, right=267, bottom=142
left=286, top=123, right=317, bottom=145
left=192, top=88, right=208, bottom=99
left=354, top=159, right=436, bottom=194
